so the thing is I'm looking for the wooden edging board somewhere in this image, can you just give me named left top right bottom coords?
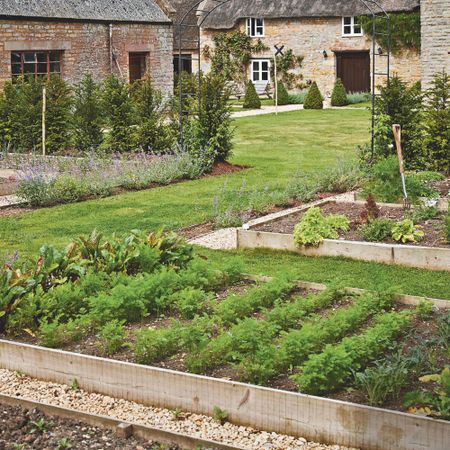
left=0, top=340, right=449, bottom=450
left=243, top=274, right=450, bottom=310
left=0, top=393, right=243, bottom=450
left=237, top=229, right=450, bottom=272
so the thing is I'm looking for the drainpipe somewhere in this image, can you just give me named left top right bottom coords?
left=109, top=24, right=113, bottom=73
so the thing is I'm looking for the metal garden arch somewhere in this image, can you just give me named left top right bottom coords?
left=177, top=0, right=391, bottom=156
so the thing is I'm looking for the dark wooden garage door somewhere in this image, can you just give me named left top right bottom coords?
left=336, top=51, right=370, bottom=93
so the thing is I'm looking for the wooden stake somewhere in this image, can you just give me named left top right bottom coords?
left=42, top=86, right=46, bottom=156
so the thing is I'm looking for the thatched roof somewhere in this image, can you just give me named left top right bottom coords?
left=0, top=0, right=170, bottom=23
left=200, top=0, right=420, bottom=29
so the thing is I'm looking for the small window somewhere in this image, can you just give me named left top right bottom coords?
left=251, top=59, right=270, bottom=83
left=246, top=18, right=264, bottom=37
left=173, top=54, right=193, bottom=75
left=342, top=16, right=363, bottom=36
left=11, top=51, right=62, bottom=81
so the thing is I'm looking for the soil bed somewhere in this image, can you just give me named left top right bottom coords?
left=253, top=201, right=450, bottom=248
left=0, top=401, right=178, bottom=450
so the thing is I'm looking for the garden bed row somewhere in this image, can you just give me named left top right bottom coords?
left=237, top=195, right=450, bottom=271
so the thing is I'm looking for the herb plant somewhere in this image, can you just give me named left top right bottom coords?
left=391, top=219, right=424, bottom=243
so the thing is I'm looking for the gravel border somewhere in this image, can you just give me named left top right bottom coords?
left=0, top=369, right=357, bottom=450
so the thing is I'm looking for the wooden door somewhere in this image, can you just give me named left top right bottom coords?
left=336, top=51, right=370, bottom=93
left=129, top=52, right=147, bottom=82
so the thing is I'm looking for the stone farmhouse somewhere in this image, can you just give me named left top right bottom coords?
left=0, top=0, right=174, bottom=93
left=199, top=0, right=421, bottom=96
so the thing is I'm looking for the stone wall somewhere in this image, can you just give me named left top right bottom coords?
left=0, top=19, right=173, bottom=93
left=201, top=16, right=421, bottom=97
left=421, top=0, right=450, bottom=89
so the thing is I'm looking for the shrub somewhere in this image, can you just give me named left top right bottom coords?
left=363, top=156, right=441, bottom=203
left=198, top=73, right=233, bottom=163
left=73, top=74, right=104, bottom=151
left=303, top=82, right=323, bottom=110
left=421, top=71, right=450, bottom=173
left=96, top=319, right=126, bottom=356
left=101, top=75, right=136, bottom=153
left=275, top=81, right=290, bottom=106
left=331, top=79, right=348, bottom=107
left=243, top=80, right=261, bottom=109
left=445, top=211, right=450, bottom=243
left=45, top=76, right=73, bottom=154
left=391, top=219, right=424, bottom=243
left=359, top=218, right=394, bottom=242
left=372, top=76, right=423, bottom=168
left=293, top=207, right=349, bottom=246
left=288, top=91, right=307, bottom=104
left=347, top=92, right=371, bottom=104
left=132, top=76, right=174, bottom=154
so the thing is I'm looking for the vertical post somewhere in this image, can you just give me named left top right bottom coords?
left=274, top=54, right=278, bottom=116
left=42, top=86, right=46, bottom=156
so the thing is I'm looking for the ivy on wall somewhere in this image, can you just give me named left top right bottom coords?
left=203, top=31, right=268, bottom=85
left=203, top=31, right=306, bottom=90
left=360, top=12, right=421, bottom=55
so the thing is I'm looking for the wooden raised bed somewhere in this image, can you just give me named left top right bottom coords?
left=239, top=198, right=450, bottom=271
left=1, top=339, right=449, bottom=450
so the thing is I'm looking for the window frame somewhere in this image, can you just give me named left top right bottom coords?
left=246, top=17, right=265, bottom=38
left=250, top=59, right=271, bottom=83
left=342, top=16, right=363, bottom=37
left=11, top=50, right=63, bottom=81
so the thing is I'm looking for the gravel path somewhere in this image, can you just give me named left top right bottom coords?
left=231, top=104, right=304, bottom=118
left=190, top=228, right=238, bottom=250
left=0, top=369, right=357, bottom=450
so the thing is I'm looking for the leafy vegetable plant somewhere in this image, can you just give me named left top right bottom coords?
left=294, top=207, right=349, bottom=246
left=391, top=219, right=424, bottom=243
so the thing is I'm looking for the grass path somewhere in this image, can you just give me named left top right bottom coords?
left=0, top=109, right=368, bottom=256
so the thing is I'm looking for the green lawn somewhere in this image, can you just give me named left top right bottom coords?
left=0, top=109, right=369, bottom=257
left=1, top=108, right=449, bottom=299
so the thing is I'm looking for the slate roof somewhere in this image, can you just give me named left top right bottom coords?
left=199, top=0, right=420, bottom=29
left=0, top=0, right=171, bottom=23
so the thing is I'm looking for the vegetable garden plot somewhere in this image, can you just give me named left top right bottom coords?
left=2, top=235, right=449, bottom=420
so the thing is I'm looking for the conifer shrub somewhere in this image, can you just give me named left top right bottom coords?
left=132, top=76, right=174, bottom=154
left=331, top=78, right=348, bottom=107
left=421, top=71, right=450, bottom=173
left=45, top=76, right=73, bottom=154
left=303, top=81, right=323, bottom=109
left=275, top=81, right=290, bottom=106
left=73, top=74, right=104, bottom=151
left=243, top=80, right=261, bottom=109
left=101, top=75, right=136, bottom=153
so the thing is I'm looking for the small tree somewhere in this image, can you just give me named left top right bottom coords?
left=132, top=76, right=174, bottom=154
left=45, top=76, right=73, bottom=153
left=198, top=73, right=233, bottom=162
left=243, top=80, right=261, bottom=109
left=331, top=78, right=348, bottom=107
left=421, top=71, right=450, bottom=173
left=101, top=76, right=136, bottom=153
left=304, top=82, right=323, bottom=109
left=73, top=74, right=104, bottom=151
left=275, top=81, right=290, bottom=106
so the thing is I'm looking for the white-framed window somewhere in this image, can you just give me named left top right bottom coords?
left=246, top=18, right=264, bottom=37
left=342, top=16, right=363, bottom=36
left=251, top=59, right=270, bottom=83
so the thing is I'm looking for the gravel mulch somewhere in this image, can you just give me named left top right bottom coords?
left=0, top=401, right=178, bottom=450
left=0, top=370, right=358, bottom=450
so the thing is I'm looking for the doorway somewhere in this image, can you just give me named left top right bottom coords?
left=129, top=52, right=148, bottom=82
left=335, top=51, right=370, bottom=93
